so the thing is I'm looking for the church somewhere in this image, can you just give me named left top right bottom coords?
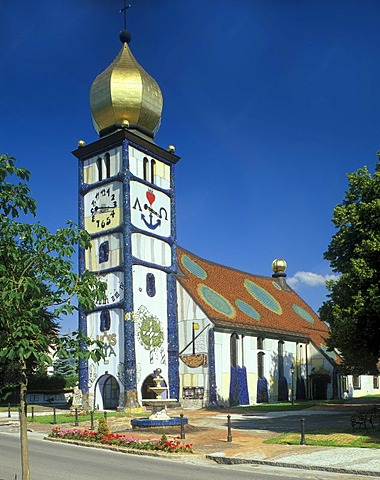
left=73, top=26, right=374, bottom=410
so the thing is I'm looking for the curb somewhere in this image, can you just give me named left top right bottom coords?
left=206, top=454, right=380, bottom=477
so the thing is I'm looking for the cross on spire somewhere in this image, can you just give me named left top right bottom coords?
left=120, top=0, right=132, bottom=30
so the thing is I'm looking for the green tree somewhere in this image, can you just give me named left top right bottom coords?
left=319, top=159, right=380, bottom=373
left=53, top=356, right=78, bottom=387
left=0, top=154, right=105, bottom=480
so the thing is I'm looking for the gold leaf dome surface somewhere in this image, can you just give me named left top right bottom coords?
left=90, top=39, right=163, bottom=137
left=272, top=259, right=287, bottom=273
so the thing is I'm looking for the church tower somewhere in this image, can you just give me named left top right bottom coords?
left=73, top=28, right=180, bottom=409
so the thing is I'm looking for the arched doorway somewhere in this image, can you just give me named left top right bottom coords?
left=310, top=374, right=330, bottom=400
left=141, top=374, right=168, bottom=400
left=100, top=375, right=120, bottom=409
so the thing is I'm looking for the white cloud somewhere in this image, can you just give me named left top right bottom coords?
left=287, top=271, right=339, bottom=289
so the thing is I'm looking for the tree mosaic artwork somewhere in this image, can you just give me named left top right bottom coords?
left=135, top=306, right=166, bottom=364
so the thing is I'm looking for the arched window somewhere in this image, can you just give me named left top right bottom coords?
left=146, top=273, right=156, bottom=297
left=99, top=240, right=109, bottom=263
left=258, top=351, right=265, bottom=378
left=97, top=157, right=103, bottom=182
left=257, top=336, right=264, bottom=350
left=278, top=341, right=284, bottom=377
left=143, top=157, right=149, bottom=181
left=230, top=332, right=239, bottom=367
left=100, top=310, right=111, bottom=332
left=150, top=159, right=156, bottom=184
left=105, top=152, right=111, bottom=179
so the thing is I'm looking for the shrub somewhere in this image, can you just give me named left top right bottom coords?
left=97, top=417, right=110, bottom=436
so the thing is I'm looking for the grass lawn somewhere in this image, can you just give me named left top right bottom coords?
left=265, top=428, right=380, bottom=448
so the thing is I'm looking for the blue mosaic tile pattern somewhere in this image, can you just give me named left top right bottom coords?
left=272, top=281, right=282, bottom=290
left=208, top=328, right=217, bottom=405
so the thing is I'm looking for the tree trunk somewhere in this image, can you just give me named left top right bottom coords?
left=19, top=369, right=30, bottom=480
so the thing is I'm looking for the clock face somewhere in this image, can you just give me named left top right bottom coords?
left=130, top=181, right=171, bottom=237
left=84, top=183, right=122, bottom=234
left=95, top=271, right=124, bottom=307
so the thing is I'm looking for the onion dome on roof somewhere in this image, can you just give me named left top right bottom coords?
left=89, top=30, right=163, bottom=139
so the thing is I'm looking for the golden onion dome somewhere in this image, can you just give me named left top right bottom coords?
left=90, top=31, right=163, bottom=138
left=272, top=259, right=287, bottom=274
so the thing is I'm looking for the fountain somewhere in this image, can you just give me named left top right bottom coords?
left=131, top=369, right=188, bottom=428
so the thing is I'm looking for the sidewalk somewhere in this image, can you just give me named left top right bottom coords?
left=177, top=407, right=380, bottom=476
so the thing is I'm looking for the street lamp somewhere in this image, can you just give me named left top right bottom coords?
left=290, top=363, right=295, bottom=405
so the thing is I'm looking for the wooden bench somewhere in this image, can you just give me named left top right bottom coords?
left=351, top=406, right=376, bottom=431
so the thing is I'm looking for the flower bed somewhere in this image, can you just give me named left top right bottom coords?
left=49, top=428, right=193, bottom=453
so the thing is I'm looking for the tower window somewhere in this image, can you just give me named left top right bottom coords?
left=97, top=157, right=103, bottom=182
left=150, top=159, right=156, bottom=184
left=100, top=310, right=111, bottom=332
left=143, top=157, right=149, bottom=181
left=99, top=241, right=109, bottom=263
left=257, top=336, right=264, bottom=350
left=105, top=152, right=111, bottom=179
left=146, top=273, right=156, bottom=297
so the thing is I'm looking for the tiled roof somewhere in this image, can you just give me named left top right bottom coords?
left=176, top=247, right=340, bottom=365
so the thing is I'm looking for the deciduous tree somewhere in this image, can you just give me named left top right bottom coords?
left=319, top=159, right=380, bottom=373
left=0, top=154, right=105, bottom=480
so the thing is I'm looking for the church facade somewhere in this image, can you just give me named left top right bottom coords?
left=74, top=29, right=378, bottom=410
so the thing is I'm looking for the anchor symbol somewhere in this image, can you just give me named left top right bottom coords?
left=141, top=210, right=161, bottom=230
left=141, top=189, right=162, bottom=230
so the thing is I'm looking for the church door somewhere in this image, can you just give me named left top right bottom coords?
left=102, top=375, right=120, bottom=409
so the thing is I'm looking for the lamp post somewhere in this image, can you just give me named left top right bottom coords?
left=290, top=363, right=295, bottom=405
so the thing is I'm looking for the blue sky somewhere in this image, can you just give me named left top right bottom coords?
left=2, top=1, right=380, bottom=332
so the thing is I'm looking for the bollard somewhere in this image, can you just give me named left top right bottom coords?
left=104, top=411, right=107, bottom=420
left=53, top=407, right=56, bottom=425
left=8, top=403, right=11, bottom=418
left=90, top=410, right=94, bottom=430
left=180, top=413, right=185, bottom=439
left=75, top=408, right=79, bottom=426
left=300, top=417, right=306, bottom=445
left=227, top=414, right=232, bottom=442
left=31, top=407, right=34, bottom=421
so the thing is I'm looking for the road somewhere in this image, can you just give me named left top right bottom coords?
left=0, top=432, right=376, bottom=480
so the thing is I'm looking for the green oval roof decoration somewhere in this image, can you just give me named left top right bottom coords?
left=292, top=304, right=315, bottom=324
left=272, top=281, right=282, bottom=290
left=235, top=299, right=261, bottom=321
left=198, top=284, right=236, bottom=319
left=244, top=279, right=282, bottom=315
left=320, top=344, right=337, bottom=360
left=181, top=254, right=208, bottom=280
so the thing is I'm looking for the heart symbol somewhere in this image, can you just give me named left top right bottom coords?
left=146, top=190, right=155, bottom=205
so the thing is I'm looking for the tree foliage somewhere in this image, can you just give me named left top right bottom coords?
left=0, top=154, right=106, bottom=479
left=319, top=160, right=380, bottom=373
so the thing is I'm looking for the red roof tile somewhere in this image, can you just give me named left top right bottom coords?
left=176, top=246, right=340, bottom=365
